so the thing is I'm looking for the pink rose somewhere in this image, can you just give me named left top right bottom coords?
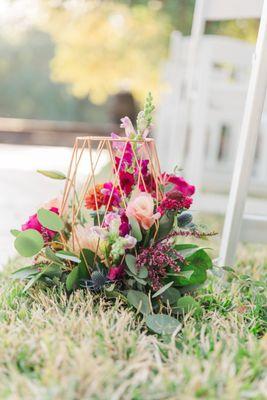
left=126, top=192, right=160, bottom=230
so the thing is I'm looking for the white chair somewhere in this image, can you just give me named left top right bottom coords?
left=185, top=0, right=263, bottom=193
left=220, top=0, right=267, bottom=265
left=157, top=33, right=267, bottom=201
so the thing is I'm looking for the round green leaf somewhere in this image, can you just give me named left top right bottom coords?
left=125, top=254, right=137, bottom=275
left=10, top=229, right=21, bottom=237
left=146, top=314, right=181, bottom=335
left=161, top=287, right=181, bottom=305
left=127, top=290, right=150, bottom=315
left=138, top=266, right=148, bottom=279
left=37, top=208, right=64, bottom=232
left=14, top=229, right=44, bottom=257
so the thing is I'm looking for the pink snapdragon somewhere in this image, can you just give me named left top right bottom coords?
left=101, top=182, right=121, bottom=208
left=162, top=173, right=195, bottom=197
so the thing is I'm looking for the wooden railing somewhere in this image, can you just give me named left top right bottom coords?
left=0, top=117, right=121, bottom=147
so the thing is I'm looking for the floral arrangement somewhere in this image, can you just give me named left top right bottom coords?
left=11, top=94, right=214, bottom=335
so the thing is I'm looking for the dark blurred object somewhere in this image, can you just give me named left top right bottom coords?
left=0, top=118, right=122, bottom=147
left=108, top=91, right=139, bottom=124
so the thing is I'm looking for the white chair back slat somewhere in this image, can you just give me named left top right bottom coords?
left=204, top=0, right=263, bottom=21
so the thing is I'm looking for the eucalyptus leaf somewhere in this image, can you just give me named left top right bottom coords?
left=152, top=281, right=174, bottom=298
left=37, top=169, right=66, bottom=180
left=128, top=216, right=142, bottom=242
left=66, top=266, right=80, bottom=291
left=45, top=247, right=63, bottom=265
left=23, top=272, right=43, bottom=292
left=146, top=314, right=181, bottom=335
left=127, top=290, right=151, bottom=315
left=43, top=263, right=62, bottom=278
left=14, top=229, right=44, bottom=257
left=138, top=267, right=148, bottom=279
left=11, top=265, right=40, bottom=280
left=10, top=229, right=20, bottom=237
left=125, top=254, right=137, bottom=275
left=37, top=208, right=64, bottom=232
left=56, top=250, right=81, bottom=264
left=156, top=212, right=175, bottom=241
left=161, top=287, right=181, bottom=305
left=126, top=271, right=147, bottom=285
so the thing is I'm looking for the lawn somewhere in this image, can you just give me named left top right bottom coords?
left=0, top=241, right=266, bottom=400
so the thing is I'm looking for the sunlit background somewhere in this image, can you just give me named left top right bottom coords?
left=0, top=0, right=259, bottom=265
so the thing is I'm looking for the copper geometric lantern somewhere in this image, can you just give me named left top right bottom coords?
left=60, top=136, right=163, bottom=253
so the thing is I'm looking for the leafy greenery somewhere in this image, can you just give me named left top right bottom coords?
left=37, top=209, right=64, bottom=232
left=37, top=169, right=66, bottom=180
left=14, top=230, right=44, bottom=257
left=146, top=314, right=181, bottom=335
left=0, top=243, right=266, bottom=399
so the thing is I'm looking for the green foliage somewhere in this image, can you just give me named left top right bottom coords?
left=10, top=229, right=21, bottom=238
left=156, top=211, right=175, bottom=241
left=128, top=216, right=142, bottom=242
left=37, top=169, right=66, bottom=180
left=176, top=296, right=201, bottom=315
left=125, top=254, right=137, bottom=275
left=125, top=255, right=148, bottom=285
left=170, top=246, right=213, bottom=287
left=146, top=314, right=181, bottom=335
left=143, top=92, right=155, bottom=127
left=152, top=281, right=174, bottom=299
left=66, top=266, right=80, bottom=292
left=11, top=266, right=40, bottom=280
left=55, top=251, right=81, bottom=264
left=161, top=287, right=181, bottom=305
left=14, top=230, right=44, bottom=257
left=127, top=290, right=151, bottom=315
left=37, top=209, right=64, bottom=232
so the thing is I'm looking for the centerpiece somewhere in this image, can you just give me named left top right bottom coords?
left=11, top=94, right=214, bottom=335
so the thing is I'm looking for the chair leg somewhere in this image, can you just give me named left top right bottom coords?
left=219, top=0, right=267, bottom=266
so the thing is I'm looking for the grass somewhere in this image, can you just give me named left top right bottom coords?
left=0, top=243, right=266, bottom=399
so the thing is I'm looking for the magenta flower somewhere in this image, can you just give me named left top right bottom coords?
left=107, top=264, right=125, bottom=281
left=119, top=212, right=130, bottom=236
left=22, top=207, right=59, bottom=241
left=162, top=173, right=195, bottom=197
left=119, top=170, right=135, bottom=196
left=101, top=182, right=121, bottom=207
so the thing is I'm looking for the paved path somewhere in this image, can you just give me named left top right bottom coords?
left=0, top=144, right=108, bottom=267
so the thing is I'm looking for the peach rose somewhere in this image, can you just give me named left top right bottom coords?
left=71, top=223, right=107, bottom=257
left=126, top=192, right=160, bottom=230
left=43, top=196, right=65, bottom=215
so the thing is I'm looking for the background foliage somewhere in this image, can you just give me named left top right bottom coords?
left=0, top=0, right=259, bottom=121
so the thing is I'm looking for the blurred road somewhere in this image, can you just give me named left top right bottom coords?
left=0, top=144, right=108, bottom=268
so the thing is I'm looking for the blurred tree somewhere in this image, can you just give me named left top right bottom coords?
left=0, top=30, right=107, bottom=121
left=41, top=1, right=172, bottom=105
